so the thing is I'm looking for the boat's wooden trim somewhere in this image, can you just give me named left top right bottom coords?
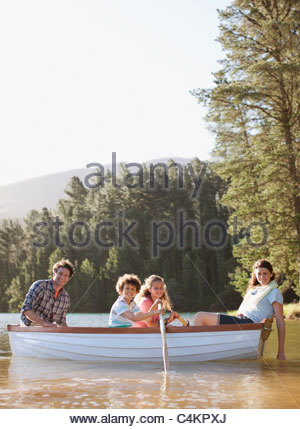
left=7, top=323, right=264, bottom=334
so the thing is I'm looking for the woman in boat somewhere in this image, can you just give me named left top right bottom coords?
left=194, top=259, right=286, bottom=360
left=108, top=273, right=163, bottom=328
left=134, top=274, right=180, bottom=327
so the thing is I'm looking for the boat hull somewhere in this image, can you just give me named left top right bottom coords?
left=7, top=324, right=264, bottom=362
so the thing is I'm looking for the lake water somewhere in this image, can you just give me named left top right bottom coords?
left=0, top=313, right=299, bottom=409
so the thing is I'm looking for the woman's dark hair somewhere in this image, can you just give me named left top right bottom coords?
left=247, top=259, right=275, bottom=290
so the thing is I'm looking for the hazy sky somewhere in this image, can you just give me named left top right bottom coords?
left=0, top=0, right=231, bottom=185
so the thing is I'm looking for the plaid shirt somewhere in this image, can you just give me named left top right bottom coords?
left=21, top=279, right=70, bottom=326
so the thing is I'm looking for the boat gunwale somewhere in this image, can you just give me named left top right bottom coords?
left=7, top=323, right=264, bottom=334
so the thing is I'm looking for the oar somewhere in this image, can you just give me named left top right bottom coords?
left=178, top=315, right=189, bottom=326
left=166, top=308, right=189, bottom=326
left=158, top=303, right=170, bottom=372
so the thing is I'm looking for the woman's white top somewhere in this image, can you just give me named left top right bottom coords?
left=238, top=281, right=283, bottom=323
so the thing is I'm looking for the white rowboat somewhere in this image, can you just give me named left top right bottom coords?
left=7, top=323, right=270, bottom=362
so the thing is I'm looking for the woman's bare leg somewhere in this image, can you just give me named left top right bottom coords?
left=194, top=311, right=219, bottom=326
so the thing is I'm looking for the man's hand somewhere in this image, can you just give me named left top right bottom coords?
left=41, top=321, right=56, bottom=327
left=24, top=309, right=55, bottom=327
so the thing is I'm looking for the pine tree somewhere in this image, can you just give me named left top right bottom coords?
left=192, top=0, right=300, bottom=292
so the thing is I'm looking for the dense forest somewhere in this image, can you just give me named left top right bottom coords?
left=1, top=0, right=299, bottom=314
left=0, top=160, right=243, bottom=313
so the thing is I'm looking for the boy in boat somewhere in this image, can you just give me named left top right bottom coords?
left=21, top=259, right=75, bottom=327
left=109, top=274, right=163, bottom=327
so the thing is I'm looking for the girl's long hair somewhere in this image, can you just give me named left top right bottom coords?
left=135, top=275, right=173, bottom=311
left=247, top=259, right=276, bottom=291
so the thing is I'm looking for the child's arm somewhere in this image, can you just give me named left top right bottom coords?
left=121, top=308, right=163, bottom=322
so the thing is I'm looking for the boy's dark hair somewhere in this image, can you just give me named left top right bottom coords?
left=116, top=274, right=141, bottom=294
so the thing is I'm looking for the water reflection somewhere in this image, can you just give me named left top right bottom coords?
left=1, top=315, right=300, bottom=408
left=2, top=355, right=299, bottom=409
left=7, top=357, right=171, bottom=408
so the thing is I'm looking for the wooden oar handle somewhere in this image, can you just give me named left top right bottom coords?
left=178, top=315, right=189, bottom=327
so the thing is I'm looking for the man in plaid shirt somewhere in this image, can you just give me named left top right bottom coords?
left=21, top=259, right=75, bottom=327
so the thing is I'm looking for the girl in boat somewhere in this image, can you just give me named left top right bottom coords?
left=134, top=274, right=180, bottom=327
left=194, top=259, right=286, bottom=359
left=108, top=274, right=163, bottom=328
